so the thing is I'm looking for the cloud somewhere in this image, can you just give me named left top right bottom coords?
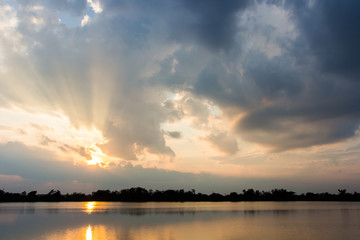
left=87, top=0, right=102, bottom=14
left=39, top=135, right=56, bottom=146
left=171, top=0, right=252, bottom=51
left=59, top=144, right=92, bottom=160
left=0, top=0, right=180, bottom=161
left=204, top=132, right=238, bottom=155
left=237, top=104, right=360, bottom=152
left=231, top=0, right=360, bottom=151
left=287, top=0, right=360, bottom=77
left=1, top=0, right=360, bottom=166
left=30, top=123, right=53, bottom=131
left=104, top=120, right=175, bottom=160
left=165, top=131, right=182, bottom=139
left=101, top=0, right=252, bottom=52
left=183, top=1, right=360, bottom=151
left=81, top=14, right=90, bottom=27
left=181, top=95, right=210, bottom=126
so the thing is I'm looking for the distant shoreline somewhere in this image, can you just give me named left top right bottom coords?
left=1, top=187, right=359, bottom=202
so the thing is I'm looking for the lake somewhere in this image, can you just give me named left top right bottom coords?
left=0, top=201, right=359, bottom=239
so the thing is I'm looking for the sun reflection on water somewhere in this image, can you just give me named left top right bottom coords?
left=86, top=225, right=92, bottom=240
left=84, top=202, right=97, bottom=214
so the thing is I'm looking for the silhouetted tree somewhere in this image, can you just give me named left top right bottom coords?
left=27, top=191, right=37, bottom=201
left=209, top=192, right=224, bottom=201
left=120, top=187, right=151, bottom=201
left=242, top=189, right=260, bottom=201
left=338, top=189, right=347, bottom=195
left=228, top=192, right=239, bottom=201
left=1, top=187, right=360, bottom=202
left=271, top=189, right=295, bottom=201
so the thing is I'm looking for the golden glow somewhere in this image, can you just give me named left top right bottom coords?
left=84, top=202, right=97, bottom=214
left=86, top=225, right=92, bottom=240
left=87, top=155, right=103, bottom=166
left=87, top=145, right=105, bottom=166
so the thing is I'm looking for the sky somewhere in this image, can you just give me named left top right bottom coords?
left=1, top=0, right=360, bottom=194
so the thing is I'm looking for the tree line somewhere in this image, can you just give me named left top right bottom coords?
left=1, top=187, right=359, bottom=202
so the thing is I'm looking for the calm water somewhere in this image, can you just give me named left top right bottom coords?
left=0, top=201, right=359, bottom=240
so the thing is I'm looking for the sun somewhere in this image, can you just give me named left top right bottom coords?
left=87, top=155, right=103, bottom=166
left=87, top=145, right=105, bottom=167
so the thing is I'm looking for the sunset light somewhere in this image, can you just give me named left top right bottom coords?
left=84, top=202, right=97, bottom=214
left=87, top=146, right=106, bottom=167
left=1, top=0, right=360, bottom=239
left=87, top=156, right=103, bottom=166
left=86, top=225, right=92, bottom=240
left=1, top=0, right=360, bottom=198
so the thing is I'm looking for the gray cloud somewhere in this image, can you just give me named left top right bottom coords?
left=204, top=132, right=238, bottom=155
left=193, top=60, right=250, bottom=109
left=231, top=0, right=360, bottom=150
left=165, top=131, right=182, bottom=139
left=243, top=51, right=303, bottom=99
left=237, top=104, right=360, bottom=152
left=232, top=47, right=360, bottom=150
left=185, top=1, right=360, bottom=151
left=101, top=0, right=252, bottom=51
left=39, top=135, right=56, bottom=146
left=192, top=51, right=303, bottom=111
left=59, top=144, right=92, bottom=160
left=181, top=96, right=210, bottom=126
left=100, top=119, right=175, bottom=160
left=161, top=99, right=184, bottom=123
left=173, top=0, right=252, bottom=51
left=287, top=0, right=360, bottom=77
left=233, top=53, right=360, bottom=150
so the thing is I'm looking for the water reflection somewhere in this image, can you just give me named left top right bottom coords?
left=86, top=225, right=92, bottom=240
left=84, top=202, right=96, bottom=214
left=0, top=202, right=359, bottom=240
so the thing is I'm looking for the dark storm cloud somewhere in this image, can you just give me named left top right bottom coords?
left=233, top=53, right=360, bottom=151
left=102, top=0, right=252, bottom=51
left=288, top=0, right=360, bottom=77
left=175, top=0, right=252, bottom=51
left=238, top=104, right=360, bottom=151
left=233, top=59, right=360, bottom=151
left=234, top=0, right=360, bottom=150
left=193, top=60, right=248, bottom=108
left=184, top=1, right=360, bottom=151
left=193, top=51, right=303, bottom=111
left=243, top=51, right=303, bottom=99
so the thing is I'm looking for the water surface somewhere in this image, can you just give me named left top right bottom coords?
left=1, top=201, right=359, bottom=239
